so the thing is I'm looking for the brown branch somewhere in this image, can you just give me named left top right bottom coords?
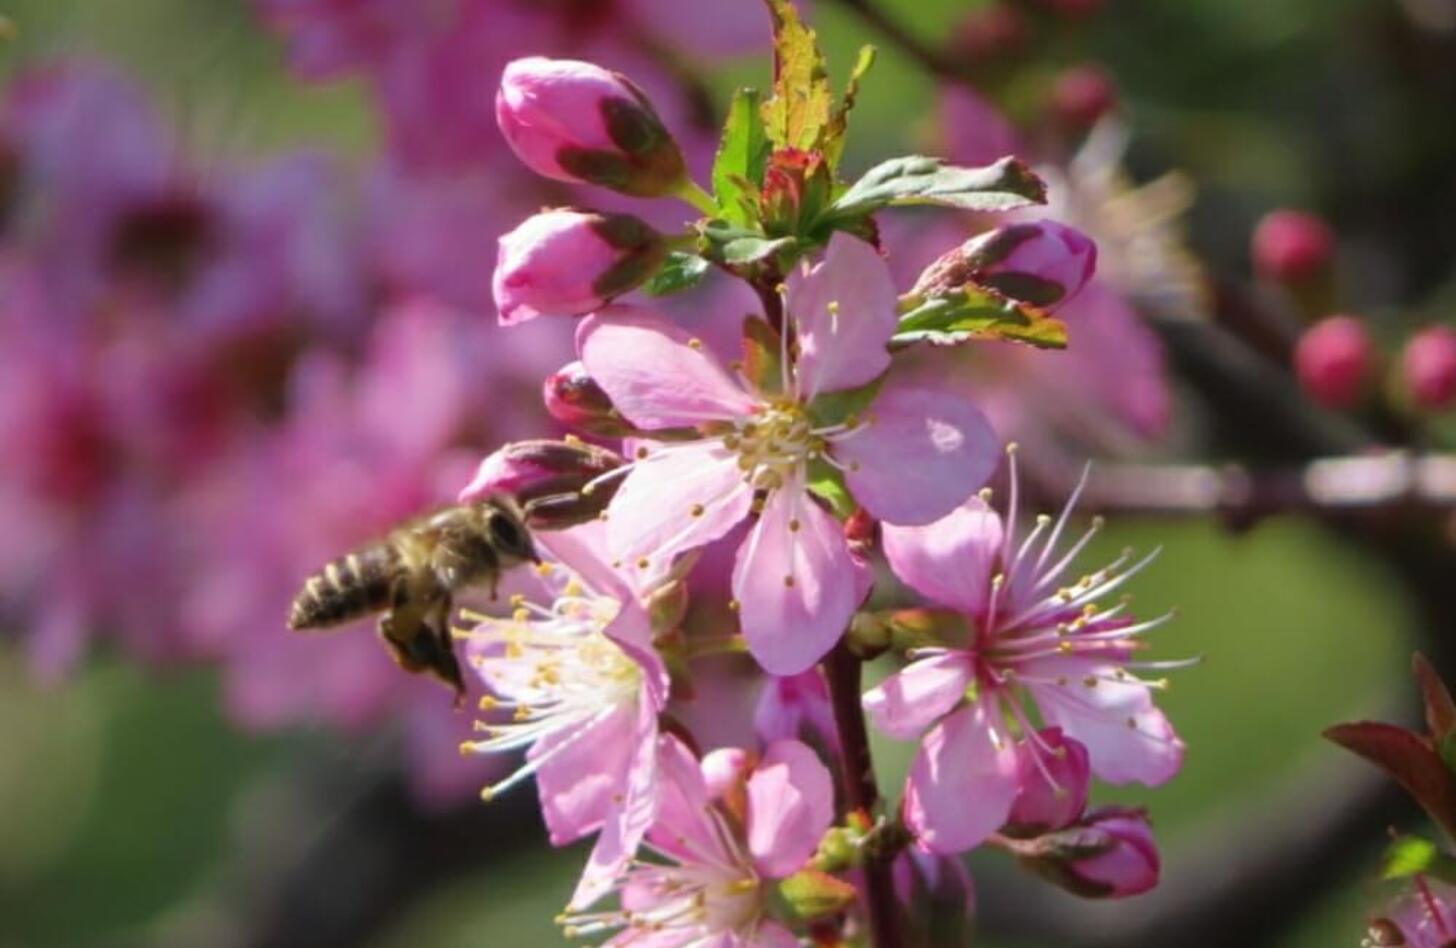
left=824, top=641, right=903, bottom=948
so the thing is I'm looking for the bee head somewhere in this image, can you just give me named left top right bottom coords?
left=483, top=497, right=539, bottom=566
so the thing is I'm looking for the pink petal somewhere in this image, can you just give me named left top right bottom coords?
left=532, top=702, right=638, bottom=845
left=881, top=496, right=1004, bottom=615
left=732, top=482, right=856, bottom=676
left=647, top=733, right=735, bottom=867
left=606, top=443, right=754, bottom=567
left=603, top=604, right=671, bottom=711
left=1024, top=656, right=1185, bottom=787
left=578, top=305, right=758, bottom=429
left=863, top=653, right=975, bottom=740
left=569, top=698, right=661, bottom=909
left=788, top=233, right=898, bottom=398
left=903, top=702, right=1019, bottom=854
left=746, top=740, right=836, bottom=879
left=536, top=519, right=634, bottom=602
left=837, top=376, right=1000, bottom=525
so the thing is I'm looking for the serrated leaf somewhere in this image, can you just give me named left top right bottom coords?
left=761, top=0, right=833, bottom=151
left=806, top=459, right=856, bottom=520
left=824, top=155, right=1047, bottom=222
left=1325, top=721, right=1456, bottom=840
left=642, top=252, right=711, bottom=297
left=824, top=44, right=876, bottom=169
left=892, top=286, right=1068, bottom=350
left=1415, top=652, right=1456, bottom=742
left=701, top=219, right=796, bottom=267
left=712, top=88, right=768, bottom=226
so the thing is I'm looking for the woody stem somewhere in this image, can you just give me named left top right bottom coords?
left=824, top=640, right=903, bottom=948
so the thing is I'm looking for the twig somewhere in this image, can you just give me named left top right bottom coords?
left=823, top=641, right=903, bottom=948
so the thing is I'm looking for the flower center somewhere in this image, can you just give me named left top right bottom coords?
left=722, top=399, right=821, bottom=491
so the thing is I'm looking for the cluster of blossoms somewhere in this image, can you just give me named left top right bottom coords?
left=448, top=4, right=1189, bottom=936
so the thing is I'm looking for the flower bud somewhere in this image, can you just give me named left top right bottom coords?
left=1021, top=807, right=1160, bottom=899
left=1294, top=314, right=1372, bottom=410
left=912, top=219, right=1097, bottom=311
left=496, top=57, right=686, bottom=197
left=1006, top=729, right=1091, bottom=834
left=543, top=360, right=637, bottom=437
left=458, top=438, right=624, bottom=528
left=493, top=209, right=665, bottom=325
left=1050, top=64, right=1118, bottom=131
left=953, top=4, right=1028, bottom=65
left=1402, top=325, right=1456, bottom=411
left=1252, top=209, right=1334, bottom=284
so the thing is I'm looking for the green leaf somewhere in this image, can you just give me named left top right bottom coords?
left=824, top=155, right=1047, bottom=221
left=642, top=252, right=710, bottom=297
left=808, top=376, right=883, bottom=427
left=892, top=286, right=1069, bottom=350
left=824, top=45, right=876, bottom=168
left=777, top=869, right=858, bottom=921
left=712, top=88, right=769, bottom=226
left=701, top=219, right=796, bottom=267
left=761, top=0, right=833, bottom=151
left=1383, top=835, right=1440, bottom=880
left=806, top=459, right=856, bottom=520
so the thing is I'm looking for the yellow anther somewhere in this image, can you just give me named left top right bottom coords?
left=479, top=695, right=498, bottom=710
left=688, top=337, right=703, bottom=350
left=1006, top=441, right=1020, bottom=454
left=535, top=562, right=555, bottom=576
left=509, top=593, right=527, bottom=607
left=690, top=503, right=705, bottom=517
left=784, top=575, right=796, bottom=588
left=636, top=446, right=649, bottom=460
left=788, top=517, right=801, bottom=532
left=827, top=300, right=840, bottom=314
left=636, top=557, right=650, bottom=570
left=513, top=607, right=530, bottom=622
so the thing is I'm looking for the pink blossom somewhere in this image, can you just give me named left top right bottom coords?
left=493, top=208, right=664, bottom=325
left=1377, top=879, right=1456, bottom=947
left=579, top=234, right=999, bottom=674
left=460, top=519, right=670, bottom=907
left=866, top=458, right=1186, bottom=853
left=1403, top=325, right=1456, bottom=411
left=1045, top=808, right=1161, bottom=898
left=755, top=669, right=839, bottom=750
left=1295, top=314, right=1373, bottom=410
left=913, top=219, right=1098, bottom=312
left=497, top=57, right=685, bottom=197
left=561, top=735, right=832, bottom=946
left=1050, top=64, right=1119, bottom=131
left=1007, top=727, right=1090, bottom=833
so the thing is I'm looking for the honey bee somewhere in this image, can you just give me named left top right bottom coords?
left=288, top=496, right=539, bottom=700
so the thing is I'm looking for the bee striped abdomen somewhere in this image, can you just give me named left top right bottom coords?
left=289, top=541, right=401, bottom=630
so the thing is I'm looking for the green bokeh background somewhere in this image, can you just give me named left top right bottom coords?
left=0, top=0, right=1431, bottom=945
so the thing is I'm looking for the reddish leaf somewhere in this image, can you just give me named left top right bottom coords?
left=1414, top=652, right=1456, bottom=741
left=1325, top=721, right=1456, bottom=839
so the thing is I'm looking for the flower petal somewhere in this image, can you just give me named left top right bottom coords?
left=1024, top=656, right=1185, bottom=787
left=880, top=496, right=1003, bottom=615
left=732, top=481, right=856, bottom=676
left=532, top=702, right=638, bottom=845
left=863, top=653, right=975, bottom=740
left=837, top=377, right=1000, bottom=525
left=606, top=443, right=754, bottom=567
left=747, top=740, right=836, bottom=879
left=569, top=698, right=661, bottom=910
left=646, top=733, right=735, bottom=867
left=903, top=702, right=1019, bottom=854
left=578, top=305, right=758, bottom=429
left=788, top=233, right=898, bottom=399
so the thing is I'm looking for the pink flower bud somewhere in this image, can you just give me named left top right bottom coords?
left=1252, top=209, right=1334, bottom=284
left=1294, top=315, right=1372, bottom=410
left=1023, top=807, right=1160, bottom=899
left=1403, top=325, right=1456, bottom=411
left=954, top=4, right=1028, bottom=64
left=493, top=209, right=665, bottom=325
left=458, top=439, right=623, bottom=528
left=542, top=360, right=636, bottom=437
left=913, top=219, right=1098, bottom=311
left=1007, top=729, right=1090, bottom=833
left=1050, top=64, right=1118, bottom=130
left=496, top=57, right=686, bottom=197
left=702, top=747, right=753, bottom=804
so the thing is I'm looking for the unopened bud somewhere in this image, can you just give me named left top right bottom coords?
left=1050, top=64, right=1118, bottom=131
left=1006, top=728, right=1090, bottom=834
left=913, top=220, right=1097, bottom=311
left=543, top=360, right=637, bottom=437
left=702, top=747, right=753, bottom=820
left=777, top=869, right=859, bottom=922
left=493, top=209, right=665, bottom=325
left=458, top=439, right=624, bottom=528
left=496, top=57, right=686, bottom=197
left=1252, top=209, right=1334, bottom=284
left=1020, top=807, right=1160, bottom=899
left=1402, top=325, right=1456, bottom=411
left=1294, top=314, right=1372, bottom=410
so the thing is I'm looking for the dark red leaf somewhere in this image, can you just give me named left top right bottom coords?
left=1325, top=721, right=1456, bottom=840
left=1414, top=652, right=1456, bottom=741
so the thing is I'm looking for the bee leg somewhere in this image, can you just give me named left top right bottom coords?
left=377, top=599, right=465, bottom=704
